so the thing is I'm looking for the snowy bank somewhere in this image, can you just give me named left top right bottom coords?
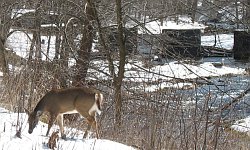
left=0, top=107, right=135, bottom=150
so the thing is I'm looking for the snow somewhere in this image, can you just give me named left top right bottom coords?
left=0, top=107, right=135, bottom=150
left=138, top=16, right=206, bottom=34
left=11, top=9, right=35, bottom=19
left=162, top=20, right=205, bottom=30
left=231, top=117, right=250, bottom=133
left=201, top=33, right=234, bottom=50
left=6, top=29, right=56, bottom=60
left=87, top=57, right=245, bottom=92
left=6, top=30, right=32, bottom=58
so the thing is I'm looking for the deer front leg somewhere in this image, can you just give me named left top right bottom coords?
left=57, top=114, right=66, bottom=139
left=46, top=114, right=57, bottom=136
left=83, top=116, right=99, bottom=139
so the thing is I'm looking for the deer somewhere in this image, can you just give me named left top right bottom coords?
left=25, top=87, right=103, bottom=139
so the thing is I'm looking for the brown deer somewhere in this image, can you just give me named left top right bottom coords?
left=25, top=87, right=103, bottom=139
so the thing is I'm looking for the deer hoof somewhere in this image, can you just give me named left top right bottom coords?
left=61, top=134, right=66, bottom=140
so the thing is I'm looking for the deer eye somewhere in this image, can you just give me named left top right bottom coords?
left=33, top=119, right=38, bottom=126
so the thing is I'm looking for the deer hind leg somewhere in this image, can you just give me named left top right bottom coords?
left=46, top=114, right=57, bottom=136
left=83, top=116, right=99, bottom=139
left=83, top=123, right=91, bottom=138
left=57, top=114, right=66, bottom=139
left=92, top=119, right=99, bottom=139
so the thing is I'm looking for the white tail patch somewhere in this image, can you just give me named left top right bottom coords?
left=89, top=102, right=101, bottom=115
left=99, top=93, right=103, bottom=105
left=96, top=93, right=103, bottom=109
left=95, top=93, right=103, bottom=104
left=88, top=93, right=103, bottom=115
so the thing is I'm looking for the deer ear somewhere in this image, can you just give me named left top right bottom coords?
left=36, top=111, right=42, bottom=117
left=24, top=108, right=30, bottom=115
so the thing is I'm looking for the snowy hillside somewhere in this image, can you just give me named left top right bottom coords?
left=0, top=107, right=135, bottom=150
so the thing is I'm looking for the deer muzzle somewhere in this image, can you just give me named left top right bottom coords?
left=28, top=129, right=33, bottom=134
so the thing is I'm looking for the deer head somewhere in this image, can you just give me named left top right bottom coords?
left=25, top=109, right=42, bottom=134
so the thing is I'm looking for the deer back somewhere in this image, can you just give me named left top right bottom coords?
left=40, top=87, right=102, bottom=116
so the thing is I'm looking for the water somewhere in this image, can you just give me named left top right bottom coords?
left=182, top=75, right=250, bottom=119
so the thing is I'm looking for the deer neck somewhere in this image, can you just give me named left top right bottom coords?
left=33, top=98, right=46, bottom=115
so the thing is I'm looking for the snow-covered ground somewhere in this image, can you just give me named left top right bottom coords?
left=231, top=116, right=250, bottom=134
left=137, top=16, right=206, bottom=34
left=88, top=56, right=246, bottom=92
left=0, top=107, right=135, bottom=150
left=6, top=30, right=56, bottom=60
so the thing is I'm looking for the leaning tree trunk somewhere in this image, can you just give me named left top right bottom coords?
left=81, top=0, right=126, bottom=127
left=74, top=1, right=95, bottom=86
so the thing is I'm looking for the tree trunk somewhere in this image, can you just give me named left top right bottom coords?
left=59, top=35, right=69, bottom=88
left=235, top=0, right=239, bottom=29
left=0, top=36, right=8, bottom=76
left=28, top=1, right=42, bottom=61
left=246, top=0, right=250, bottom=26
left=74, top=24, right=93, bottom=86
left=191, top=0, right=198, bottom=23
left=46, top=35, right=51, bottom=61
left=114, top=0, right=126, bottom=127
left=54, top=33, right=61, bottom=60
left=74, top=1, right=95, bottom=86
left=34, top=2, right=42, bottom=60
left=0, top=1, right=12, bottom=77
